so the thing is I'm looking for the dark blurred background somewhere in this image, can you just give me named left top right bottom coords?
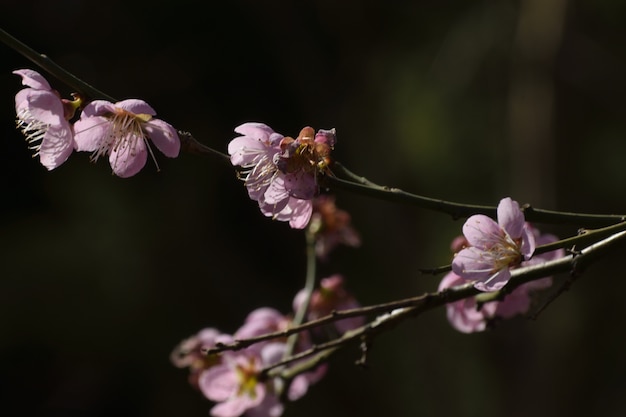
left=1, top=1, right=626, bottom=416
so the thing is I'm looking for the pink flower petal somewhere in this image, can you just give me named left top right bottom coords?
left=115, top=99, right=156, bottom=116
left=234, top=122, right=278, bottom=143
left=258, top=196, right=290, bottom=218
left=288, top=199, right=313, bottom=229
left=198, top=365, right=238, bottom=402
left=494, top=286, right=531, bottom=319
left=73, top=116, right=110, bottom=152
left=81, top=100, right=116, bottom=117
left=520, top=225, right=536, bottom=259
left=263, top=175, right=290, bottom=205
left=39, top=124, right=74, bottom=170
left=109, top=137, right=148, bottom=178
left=462, top=215, right=502, bottom=249
left=13, top=69, right=52, bottom=91
left=288, top=374, right=310, bottom=401
left=228, top=136, right=268, bottom=165
left=451, top=247, right=493, bottom=280
left=439, top=272, right=497, bottom=333
left=497, top=197, right=525, bottom=239
left=144, top=119, right=180, bottom=157
left=19, top=90, right=64, bottom=125
left=474, top=268, right=511, bottom=292
left=283, top=171, right=317, bottom=199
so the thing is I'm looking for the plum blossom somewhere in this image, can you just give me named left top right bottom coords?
left=73, top=99, right=180, bottom=177
left=438, top=271, right=498, bottom=333
left=198, top=342, right=323, bottom=417
left=308, top=195, right=361, bottom=261
left=174, top=300, right=331, bottom=416
left=441, top=227, right=565, bottom=333
left=13, top=69, right=79, bottom=170
left=199, top=348, right=268, bottom=417
left=228, top=123, right=336, bottom=229
left=293, top=275, right=364, bottom=335
left=234, top=308, right=290, bottom=340
left=170, top=327, right=233, bottom=388
left=452, top=197, right=536, bottom=291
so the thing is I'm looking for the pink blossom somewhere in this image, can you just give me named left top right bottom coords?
left=228, top=122, right=283, bottom=200
left=452, top=197, right=536, bottom=291
left=228, top=123, right=336, bottom=229
left=257, top=173, right=313, bottom=229
left=493, top=225, right=565, bottom=318
left=198, top=342, right=321, bottom=417
left=73, top=99, right=180, bottom=177
left=442, top=226, right=565, bottom=332
left=170, top=327, right=233, bottom=388
left=293, top=275, right=364, bottom=334
left=309, top=195, right=361, bottom=260
left=438, top=272, right=498, bottom=333
left=13, top=69, right=77, bottom=170
left=199, top=349, right=267, bottom=417
left=234, top=308, right=291, bottom=343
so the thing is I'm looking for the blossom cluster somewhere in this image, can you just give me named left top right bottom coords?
left=13, top=69, right=180, bottom=177
left=171, top=276, right=362, bottom=417
left=228, top=122, right=336, bottom=229
left=441, top=197, right=566, bottom=333
left=12, top=67, right=578, bottom=412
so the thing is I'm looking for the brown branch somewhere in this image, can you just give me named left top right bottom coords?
left=260, top=230, right=626, bottom=379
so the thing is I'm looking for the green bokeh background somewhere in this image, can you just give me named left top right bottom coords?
left=1, top=1, right=625, bottom=416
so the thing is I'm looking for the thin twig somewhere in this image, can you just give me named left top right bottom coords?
left=327, top=163, right=626, bottom=227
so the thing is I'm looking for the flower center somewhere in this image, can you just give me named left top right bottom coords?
left=488, top=235, right=522, bottom=272
left=235, top=357, right=260, bottom=399
left=89, top=108, right=162, bottom=171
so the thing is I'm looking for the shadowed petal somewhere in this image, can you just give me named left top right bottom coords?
left=144, top=119, right=180, bottom=157
left=39, top=124, right=74, bottom=170
left=474, top=268, right=511, bottom=292
left=109, top=137, right=148, bottom=178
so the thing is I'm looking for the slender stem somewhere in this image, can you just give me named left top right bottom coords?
left=1, top=28, right=115, bottom=101
left=283, top=229, right=317, bottom=360
left=178, top=131, right=230, bottom=162
left=5, top=27, right=625, bottom=228
left=534, top=220, right=626, bottom=255
left=327, top=163, right=626, bottom=227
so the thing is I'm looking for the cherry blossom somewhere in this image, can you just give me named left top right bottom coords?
left=228, top=123, right=336, bottom=229
left=73, top=99, right=180, bottom=177
left=442, top=226, right=565, bottom=332
left=452, top=197, right=536, bottom=291
left=13, top=69, right=77, bottom=170
left=293, top=275, right=364, bottom=334
left=309, top=195, right=361, bottom=260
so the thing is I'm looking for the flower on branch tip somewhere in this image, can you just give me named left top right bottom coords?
left=441, top=226, right=566, bottom=333
left=73, top=99, right=180, bottom=177
left=452, top=197, right=536, bottom=292
left=309, top=195, right=361, bottom=261
left=13, top=69, right=80, bottom=170
left=228, top=122, right=337, bottom=229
